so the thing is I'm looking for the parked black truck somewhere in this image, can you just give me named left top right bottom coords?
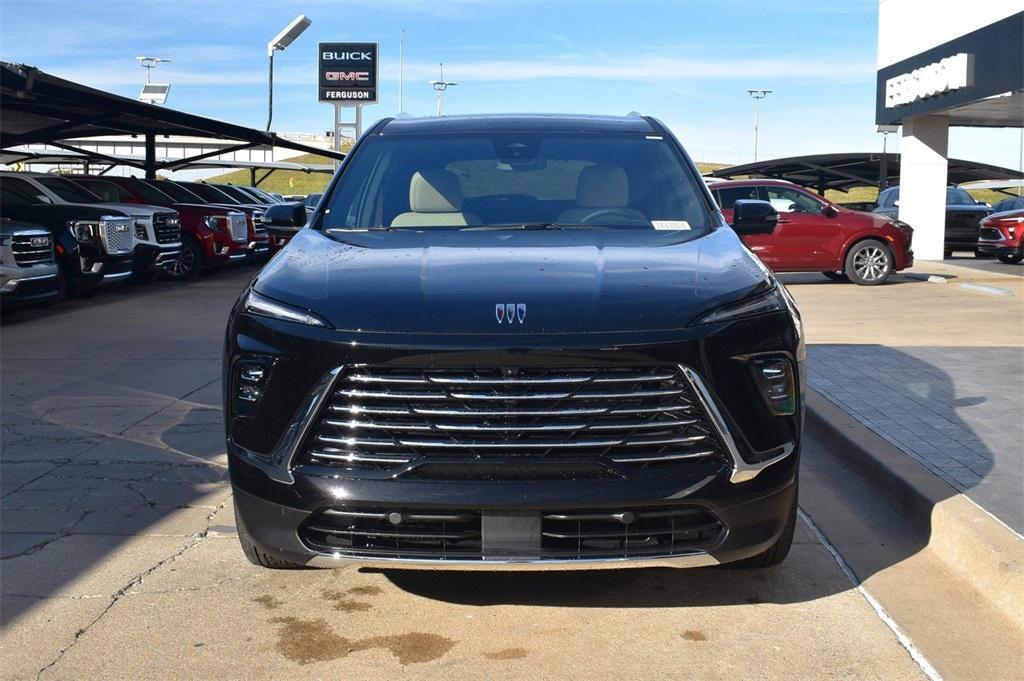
left=1, top=180, right=134, bottom=297
left=226, top=114, right=803, bottom=571
left=874, top=185, right=990, bottom=257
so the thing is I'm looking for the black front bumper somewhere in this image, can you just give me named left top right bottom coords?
left=977, top=241, right=1021, bottom=257
left=224, top=305, right=803, bottom=569
left=0, top=273, right=59, bottom=307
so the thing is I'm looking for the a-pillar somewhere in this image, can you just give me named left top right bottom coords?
left=898, top=115, right=949, bottom=260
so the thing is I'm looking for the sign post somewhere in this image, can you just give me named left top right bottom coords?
left=319, top=42, right=378, bottom=169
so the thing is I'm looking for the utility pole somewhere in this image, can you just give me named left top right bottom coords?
left=746, top=89, right=772, bottom=162
left=430, top=63, right=457, bottom=117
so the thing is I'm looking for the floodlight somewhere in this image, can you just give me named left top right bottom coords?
left=268, top=15, right=311, bottom=56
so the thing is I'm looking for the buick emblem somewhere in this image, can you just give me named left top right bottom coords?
left=495, top=303, right=526, bottom=324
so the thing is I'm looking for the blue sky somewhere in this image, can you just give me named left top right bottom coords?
left=0, top=0, right=1018, bottom=168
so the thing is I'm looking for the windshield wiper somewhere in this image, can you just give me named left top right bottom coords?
left=462, top=222, right=579, bottom=231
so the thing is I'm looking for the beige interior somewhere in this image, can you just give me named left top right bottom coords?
left=558, top=164, right=648, bottom=224
left=391, top=170, right=480, bottom=227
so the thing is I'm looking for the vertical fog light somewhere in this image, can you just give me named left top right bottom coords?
left=752, top=357, right=796, bottom=416
left=234, top=358, right=272, bottom=416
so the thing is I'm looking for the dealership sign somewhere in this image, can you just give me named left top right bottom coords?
left=885, top=53, right=974, bottom=108
left=318, top=42, right=378, bottom=103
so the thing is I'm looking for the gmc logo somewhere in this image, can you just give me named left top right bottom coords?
left=325, top=71, right=370, bottom=82
left=322, top=51, right=371, bottom=60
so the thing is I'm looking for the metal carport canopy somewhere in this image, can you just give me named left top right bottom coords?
left=0, top=61, right=344, bottom=178
left=709, top=152, right=1024, bottom=194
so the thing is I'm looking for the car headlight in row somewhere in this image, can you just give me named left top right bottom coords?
left=205, top=215, right=225, bottom=233
left=242, top=289, right=330, bottom=328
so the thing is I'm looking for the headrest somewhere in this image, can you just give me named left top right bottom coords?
left=409, top=170, right=463, bottom=213
left=577, top=164, right=629, bottom=208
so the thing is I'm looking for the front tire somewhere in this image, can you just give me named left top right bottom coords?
left=845, top=240, right=893, bottom=285
left=997, top=252, right=1023, bottom=265
left=234, top=497, right=307, bottom=569
left=821, top=271, right=848, bottom=282
left=162, top=236, right=202, bottom=281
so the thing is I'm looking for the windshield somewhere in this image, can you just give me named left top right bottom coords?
left=320, top=132, right=711, bottom=234
left=76, top=179, right=133, bottom=203
left=216, top=185, right=255, bottom=203
left=180, top=182, right=239, bottom=204
left=149, top=181, right=201, bottom=203
left=34, top=176, right=102, bottom=204
left=946, top=187, right=976, bottom=205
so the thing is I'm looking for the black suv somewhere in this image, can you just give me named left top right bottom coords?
left=874, top=185, right=990, bottom=257
left=225, top=114, right=803, bottom=571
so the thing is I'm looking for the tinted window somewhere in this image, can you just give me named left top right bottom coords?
left=878, top=189, right=897, bottom=207
left=946, top=187, right=975, bottom=205
left=150, top=181, right=201, bottom=203
left=182, top=183, right=239, bottom=204
left=33, top=176, right=101, bottom=203
left=1, top=177, right=43, bottom=205
left=304, top=193, right=323, bottom=208
left=77, top=179, right=132, bottom=203
left=764, top=186, right=824, bottom=214
left=215, top=185, right=255, bottom=203
left=993, top=197, right=1024, bottom=212
left=714, top=185, right=760, bottom=210
left=322, top=133, right=711, bottom=234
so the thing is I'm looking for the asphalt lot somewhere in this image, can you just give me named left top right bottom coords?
left=0, top=264, right=1018, bottom=680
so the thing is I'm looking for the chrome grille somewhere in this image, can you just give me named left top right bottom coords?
left=10, top=233, right=54, bottom=266
left=153, top=213, right=181, bottom=244
left=100, top=218, right=134, bottom=255
left=300, top=365, right=728, bottom=474
left=227, top=213, right=247, bottom=242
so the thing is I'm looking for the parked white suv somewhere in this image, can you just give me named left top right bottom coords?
left=0, top=171, right=182, bottom=283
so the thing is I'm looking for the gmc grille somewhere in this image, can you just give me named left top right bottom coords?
left=10, top=233, right=54, bottom=266
left=298, top=365, right=729, bottom=476
left=298, top=504, right=725, bottom=561
left=228, top=213, right=247, bottom=242
left=100, top=218, right=134, bottom=255
left=153, top=213, right=181, bottom=244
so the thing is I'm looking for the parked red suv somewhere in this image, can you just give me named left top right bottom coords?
left=71, top=176, right=250, bottom=279
left=708, top=179, right=914, bottom=285
left=977, top=208, right=1024, bottom=264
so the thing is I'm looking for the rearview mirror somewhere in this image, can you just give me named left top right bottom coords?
left=730, top=200, right=778, bottom=235
left=262, top=202, right=306, bottom=229
left=823, top=204, right=839, bottom=219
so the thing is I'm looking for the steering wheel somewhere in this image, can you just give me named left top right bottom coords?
left=576, top=208, right=645, bottom=225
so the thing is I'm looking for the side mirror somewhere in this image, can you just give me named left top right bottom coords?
left=730, top=199, right=778, bottom=235
left=893, top=199, right=899, bottom=207
left=823, top=204, right=839, bottom=219
left=262, top=202, right=306, bottom=229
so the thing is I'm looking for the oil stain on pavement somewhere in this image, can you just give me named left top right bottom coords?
left=270, top=616, right=457, bottom=666
left=484, top=647, right=529, bottom=660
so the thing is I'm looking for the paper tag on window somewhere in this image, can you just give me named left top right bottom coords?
left=652, top=220, right=690, bottom=231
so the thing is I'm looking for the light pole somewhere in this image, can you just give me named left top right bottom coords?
left=136, top=57, right=171, bottom=105
left=746, top=88, right=772, bottom=162
left=430, top=63, right=457, bottom=117
left=266, top=15, right=312, bottom=131
left=136, top=56, right=170, bottom=84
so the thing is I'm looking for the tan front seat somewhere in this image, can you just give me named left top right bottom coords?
left=391, top=170, right=480, bottom=227
left=557, top=164, right=647, bottom=224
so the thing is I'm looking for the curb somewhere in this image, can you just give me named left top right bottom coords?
left=805, top=389, right=1024, bottom=630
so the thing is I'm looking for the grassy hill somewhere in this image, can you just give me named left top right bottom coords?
left=207, top=152, right=342, bottom=195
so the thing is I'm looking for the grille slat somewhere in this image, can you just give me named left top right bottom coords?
left=300, top=365, right=728, bottom=476
left=10, top=234, right=54, bottom=266
left=153, top=213, right=181, bottom=244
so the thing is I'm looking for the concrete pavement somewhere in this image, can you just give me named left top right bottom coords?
left=1, top=265, right=1018, bottom=680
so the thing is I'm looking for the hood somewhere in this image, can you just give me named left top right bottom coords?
left=254, top=225, right=770, bottom=335
left=3, top=202, right=129, bottom=225
left=173, top=203, right=241, bottom=217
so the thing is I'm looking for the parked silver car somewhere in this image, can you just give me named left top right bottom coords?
left=0, top=218, right=59, bottom=307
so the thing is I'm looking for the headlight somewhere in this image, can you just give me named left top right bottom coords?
left=205, top=215, right=224, bottom=232
left=243, top=290, right=330, bottom=328
left=72, top=221, right=97, bottom=241
left=693, top=286, right=786, bottom=325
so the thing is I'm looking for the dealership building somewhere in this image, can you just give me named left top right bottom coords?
left=877, top=1, right=1024, bottom=259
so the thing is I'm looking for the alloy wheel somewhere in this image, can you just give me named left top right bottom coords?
left=852, top=246, right=889, bottom=281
